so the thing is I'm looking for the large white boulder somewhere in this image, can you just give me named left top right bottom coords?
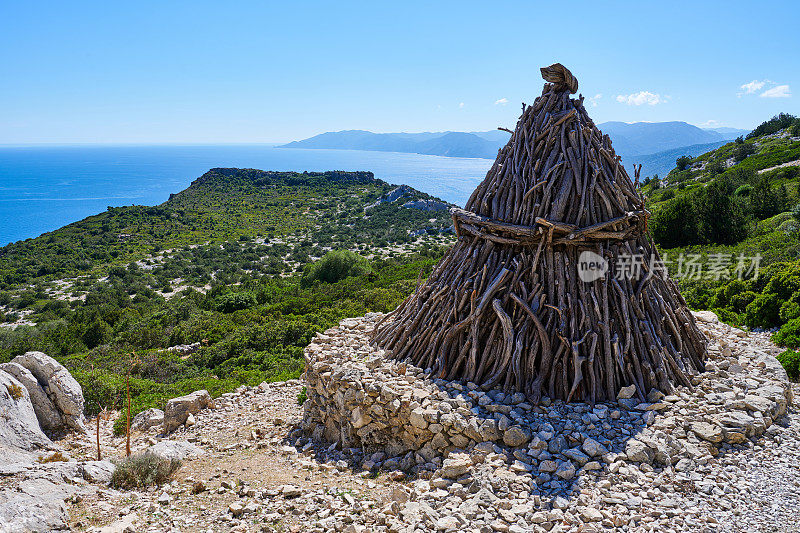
left=9, top=351, right=86, bottom=433
left=163, top=389, right=213, bottom=433
left=0, top=362, right=63, bottom=432
left=0, top=371, right=51, bottom=452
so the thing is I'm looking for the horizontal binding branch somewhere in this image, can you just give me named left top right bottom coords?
left=450, top=207, right=648, bottom=246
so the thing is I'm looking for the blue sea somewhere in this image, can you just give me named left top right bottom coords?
left=0, top=145, right=493, bottom=246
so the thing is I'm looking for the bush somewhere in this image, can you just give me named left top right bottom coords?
left=777, top=349, right=800, bottom=380
left=694, top=179, right=748, bottom=244
left=660, top=189, right=675, bottom=201
left=650, top=196, right=697, bottom=248
left=706, top=160, right=725, bottom=177
left=734, top=184, right=753, bottom=197
left=793, top=203, right=800, bottom=223
left=676, top=156, right=692, bottom=171
left=212, top=292, right=257, bottom=313
left=82, top=319, right=112, bottom=349
left=651, top=179, right=747, bottom=247
left=745, top=294, right=782, bottom=329
left=301, top=250, right=371, bottom=287
left=297, top=386, right=307, bottom=405
left=749, top=177, right=786, bottom=219
left=110, top=453, right=181, bottom=489
left=780, top=301, right=800, bottom=323
left=733, top=143, right=756, bottom=163
left=774, top=318, right=800, bottom=348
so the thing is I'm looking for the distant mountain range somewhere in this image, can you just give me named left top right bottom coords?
left=281, top=129, right=506, bottom=159
left=281, top=122, right=749, bottom=178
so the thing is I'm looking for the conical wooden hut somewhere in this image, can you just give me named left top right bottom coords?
left=372, top=64, right=707, bottom=404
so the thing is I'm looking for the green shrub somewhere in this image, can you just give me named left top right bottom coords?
left=734, top=184, right=753, bottom=197
left=301, top=250, right=371, bottom=286
left=297, top=386, right=307, bottom=405
left=745, top=294, right=782, bottom=329
left=676, top=155, right=692, bottom=171
left=729, top=291, right=758, bottom=313
left=110, top=453, right=181, bottom=489
left=651, top=196, right=697, bottom=248
left=780, top=301, right=800, bottom=322
left=777, top=349, right=800, bottom=380
left=733, top=143, right=756, bottom=163
left=709, top=307, right=744, bottom=326
left=774, top=318, right=800, bottom=348
left=212, top=292, right=257, bottom=313
left=749, top=177, right=787, bottom=219
left=82, top=319, right=112, bottom=349
left=706, top=160, right=725, bottom=177
left=694, top=179, right=748, bottom=244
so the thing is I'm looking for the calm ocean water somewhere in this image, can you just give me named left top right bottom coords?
left=0, top=145, right=493, bottom=246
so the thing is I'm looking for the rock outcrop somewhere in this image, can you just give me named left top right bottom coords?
left=0, top=370, right=52, bottom=452
left=0, top=362, right=63, bottom=433
left=2, top=351, right=86, bottom=433
left=163, top=389, right=213, bottom=433
left=0, top=460, right=115, bottom=532
left=401, top=199, right=449, bottom=212
left=131, top=408, right=164, bottom=432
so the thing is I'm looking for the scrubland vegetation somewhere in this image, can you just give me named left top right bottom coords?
left=642, top=114, right=800, bottom=373
left=0, top=169, right=451, bottom=428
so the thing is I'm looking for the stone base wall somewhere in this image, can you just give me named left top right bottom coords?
left=303, top=311, right=793, bottom=473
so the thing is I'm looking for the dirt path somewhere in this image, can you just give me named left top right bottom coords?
left=757, top=159, right=800, bottom=174
left=65, top=380, right=398, bottom=532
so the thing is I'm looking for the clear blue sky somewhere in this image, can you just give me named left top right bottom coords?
left=1, top=1, right=797, bottom=144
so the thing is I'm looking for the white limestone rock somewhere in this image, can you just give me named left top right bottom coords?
left=163, top=389, right=213, bottom=433
left=0, top=370, right=51, bottom=452
left=10, top=351, right=86, bottom=432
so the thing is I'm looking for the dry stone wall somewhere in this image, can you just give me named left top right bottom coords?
left=303, top=312, right=792, bottom=478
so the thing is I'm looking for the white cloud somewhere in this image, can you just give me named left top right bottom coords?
left=459, top=102, right=465, bottom=109
left=760, top=84, right=791, bottom=98
left=586, top=93, right=602, bottom=107
left=494, top=98, right=508, bottom=105
left=615, top=91, right=663, bottom=106
left=740, top=80, right=767, bottom=95
left=699, top=119, right=720, bottom=128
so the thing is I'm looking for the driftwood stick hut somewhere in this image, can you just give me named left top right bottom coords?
left=372, top=64, right=707, bottom=404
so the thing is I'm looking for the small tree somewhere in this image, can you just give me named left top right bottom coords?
left=695, top=179, right=748, bottom=244
left=676, top=155, right=692, bottom=171
left=706, top=160, right=724, bottom=177
left=651, top=195, right=698, bottom=247
left=733, top=142, right=756, bottom=162
left=749, top=177, right=786, bottom=219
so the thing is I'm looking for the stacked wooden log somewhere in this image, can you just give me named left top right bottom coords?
left=372, top=64, right=707, bottom=404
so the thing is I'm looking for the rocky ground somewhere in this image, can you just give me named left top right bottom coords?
left=2, top=314, right=797, bottom=532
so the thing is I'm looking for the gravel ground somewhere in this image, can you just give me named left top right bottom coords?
left=55, top=322, right=799, bottom=533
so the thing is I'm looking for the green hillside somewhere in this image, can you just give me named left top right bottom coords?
left=640, top=114, right=800, bottom=373
left=0, top=169, right=454, bottom=430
